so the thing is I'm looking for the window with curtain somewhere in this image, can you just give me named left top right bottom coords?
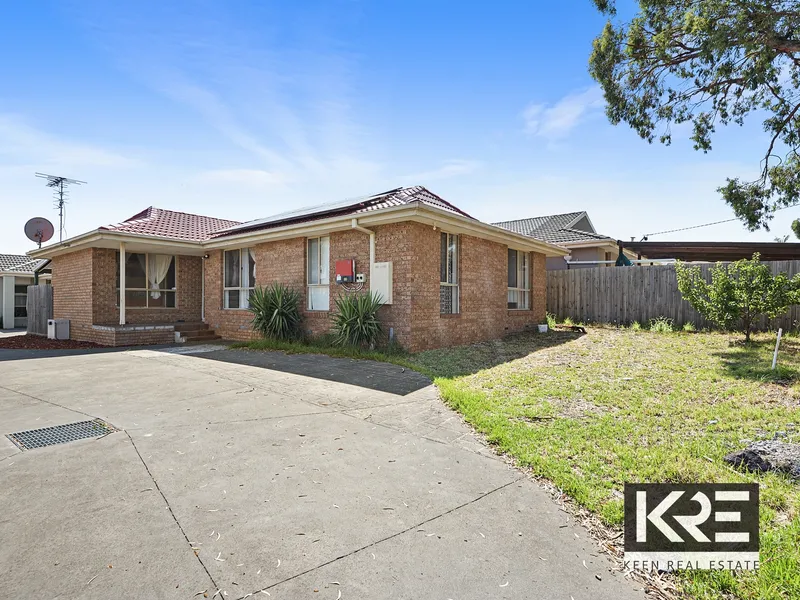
left=223, top=248, right=256, bottom=309
left=507, top=249, right=530, bottom=309
left=307, top=236, right=330, bottom=310
left=116, top=253, right=176, bottom=308
left=440, top=232, right=459, bottom=314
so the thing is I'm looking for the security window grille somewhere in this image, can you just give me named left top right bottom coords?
left=307, top=236, right=330, bottom=310
left=14, top=284, right=27, bottom=318
left=507, top=249, right=530, bottom=310
left=116, top=253, right=176, bottom=308
left=224, top=248, right=256, bottom=309
left=440, top=232, right=459, bottom=314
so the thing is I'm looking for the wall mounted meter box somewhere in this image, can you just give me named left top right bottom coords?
left=372, top=261, right=393, bottom=304
left=335, top=259, right=355, bottom=283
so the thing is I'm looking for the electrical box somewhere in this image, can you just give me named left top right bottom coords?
left=335, top=259, right=355, bottom=283
left=47, top=319, right=70, bottom=340
left=371, top=262, right=393, bottom=304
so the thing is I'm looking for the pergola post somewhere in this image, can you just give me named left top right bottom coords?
left=119, top=241, right=126, bottom=325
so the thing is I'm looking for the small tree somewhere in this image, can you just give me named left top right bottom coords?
left=675, top=253, right=799, bottom=341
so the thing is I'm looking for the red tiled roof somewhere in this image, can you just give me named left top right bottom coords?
left=99, top=207, right=242, bottom=241
left=212, top=185, right=474, bottom=238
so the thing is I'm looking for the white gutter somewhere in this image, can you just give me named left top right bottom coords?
left=351, top=218, right=375, bottom=286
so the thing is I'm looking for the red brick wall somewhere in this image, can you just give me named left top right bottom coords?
left=52, top=248, right=94, bottom=342
left=408, top=225, right=546, bottom=352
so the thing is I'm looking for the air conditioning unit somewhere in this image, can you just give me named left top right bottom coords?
left=47, top=319, right=70, bottom=340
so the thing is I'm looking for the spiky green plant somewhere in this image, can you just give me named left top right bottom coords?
left=649, top=316, right=674, bottom=333
left=248, top=283, right=303, bottom=341
left=332, top=292, right=383, bottom=348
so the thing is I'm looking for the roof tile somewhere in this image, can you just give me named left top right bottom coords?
left=99, top=207, right=241, bottom=241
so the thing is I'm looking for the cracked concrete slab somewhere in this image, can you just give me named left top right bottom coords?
left=0, top=348, right=645, bottom=600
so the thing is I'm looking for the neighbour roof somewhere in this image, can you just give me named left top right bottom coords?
left=212, top=185, right=474, bottom=238
left=0, top=254, right=47, bottom=274
left=621, top=241, right=800, bottom=262
left=99, top=207, right=242, bottom=241
left=493, top=211, right=613, bottom=245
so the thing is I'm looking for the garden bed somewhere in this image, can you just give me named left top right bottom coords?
left=0, top=334, right=102, bottom=350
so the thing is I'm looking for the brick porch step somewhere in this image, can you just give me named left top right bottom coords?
left=173, top=322, right=222, bottom=343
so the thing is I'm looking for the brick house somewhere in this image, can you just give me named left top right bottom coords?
left=28, top=186, right=567, bottom=351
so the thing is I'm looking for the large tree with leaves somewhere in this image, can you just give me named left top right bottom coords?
left=589, top=1, right=800, bottom=232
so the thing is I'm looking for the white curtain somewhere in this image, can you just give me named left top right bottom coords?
left=148, top=255, right=173, bottom=299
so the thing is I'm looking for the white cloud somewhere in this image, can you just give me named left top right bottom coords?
left=196, top=168, right=288, bottom=187
left=522, top=86, right=605, bottom=140
left=0, top=114, right=140, bottom=168
left=402, top=159, right=482, bottom=183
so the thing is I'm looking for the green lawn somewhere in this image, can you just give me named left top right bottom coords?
left=233, top=328, right=800, bottom=599
left=411, top=328, right=800, bottom=600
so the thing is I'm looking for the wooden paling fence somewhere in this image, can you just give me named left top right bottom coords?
left=26, top=284, right=53, bottom=336
left=546, top=261, right=800, bottom=331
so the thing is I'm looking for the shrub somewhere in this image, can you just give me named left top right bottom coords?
left=248, top=283, right=303, bottom=341
left=546, top=312, right=557, bottom=329
left=676, top=253, right=800, bottom=341
left=332, top=292, right=383, bottom=348
left=563, top=317, right=574, bottom=327
left=630, top=321, right=642, bottom=331
left=649, top=317, right=673, bottom=333
left=682, top=322, right=696, bottom=332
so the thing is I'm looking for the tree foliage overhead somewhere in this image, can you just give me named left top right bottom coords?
left=675, top=253, right=799, bottom=341
left=589, top=0, right=800, bottom=231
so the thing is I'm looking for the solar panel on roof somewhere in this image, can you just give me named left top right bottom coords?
left=215, top=188, right=404, bottom=233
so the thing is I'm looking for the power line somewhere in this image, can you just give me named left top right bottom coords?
left=642, top=202, right=800, bottom=239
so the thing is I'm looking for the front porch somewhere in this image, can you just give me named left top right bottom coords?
left=90, top=322, right=220, bottom=346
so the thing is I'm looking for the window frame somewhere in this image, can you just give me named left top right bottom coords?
left=507, top=248, right=531, bottom=310
left=223, top=248, right=256, bottom=310
left=307, top=236, right=330, bottom=311
left=440, top=232, right=460, bottom=315
left=14, top=284, right=27, bottom=319
left=116, top=252, right=178, bottom=309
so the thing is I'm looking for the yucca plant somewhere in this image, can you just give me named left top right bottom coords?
left=248, top=283, right=303, bottom=340
left=332, top=292, right=383, bottom=348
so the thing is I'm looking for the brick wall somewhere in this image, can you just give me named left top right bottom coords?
left=52, top=248, right=94, bottom=342
left=409, top=225, right=546, bottom=352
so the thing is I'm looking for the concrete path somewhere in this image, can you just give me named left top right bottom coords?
left=0, top=347, right=645, bottom=600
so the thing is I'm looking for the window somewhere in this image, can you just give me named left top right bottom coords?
left=307, top=236, right=330, bottom=310
left=440, top=232, right=459, bottom=314
left=507, top=249, right=530, bottom=309
left=116, top=253, right=176, bottom=308
left=14, top=284, right=27, bottom=318
left=224, top=248, right=256, bottom=309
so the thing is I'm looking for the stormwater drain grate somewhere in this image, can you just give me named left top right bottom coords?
left=6, top=419, right=117, bottom=450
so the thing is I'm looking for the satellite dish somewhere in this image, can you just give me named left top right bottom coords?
left=24, top=217, right=55, bottom=247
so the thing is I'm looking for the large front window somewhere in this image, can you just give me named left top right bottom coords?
left=307, top=236, right=330, bottom=310
left=224, top=248, right=256, bottom=309
left=116, top=253, right=176, bottom=308
left=507, top=249, right=530, bottom=309
left=440, top=232, right=459, bottom=314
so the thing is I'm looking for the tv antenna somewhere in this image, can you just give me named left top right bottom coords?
left=35, top=172, right=87, bottom=243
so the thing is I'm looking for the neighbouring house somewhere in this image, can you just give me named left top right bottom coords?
left=27, top=186, right=568, bottom=351
left=0, top=254, right=51, bottom=329
left=493, top=211, right=635, bottom=270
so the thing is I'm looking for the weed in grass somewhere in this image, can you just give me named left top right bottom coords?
left=546, top=312, right=557, bottom=329
left=630, top=321, right=642, bottom=331
left=683, top=322, right=696, bottom=332
left=649, top=316, right=674, bottom=333
left=562, top=317, right=574, bottom=327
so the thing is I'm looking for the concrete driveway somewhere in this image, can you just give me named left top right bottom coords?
left=0, top=346, right=645, bottom=600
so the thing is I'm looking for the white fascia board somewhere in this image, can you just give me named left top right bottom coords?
left=27, top=231, right=205, bottom=259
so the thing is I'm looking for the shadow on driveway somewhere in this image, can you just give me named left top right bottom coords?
left=197, top=348, right=431, bottom=396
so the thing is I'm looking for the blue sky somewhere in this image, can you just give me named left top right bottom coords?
left=1, top=0, right=795, bottom=254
